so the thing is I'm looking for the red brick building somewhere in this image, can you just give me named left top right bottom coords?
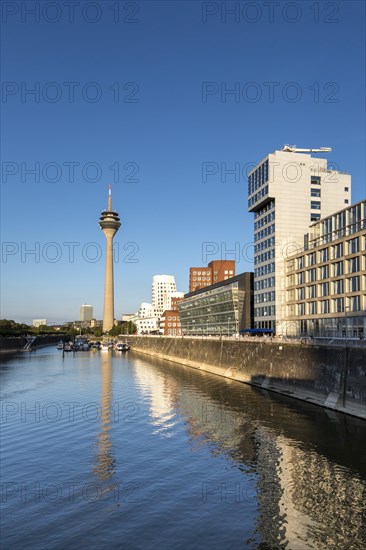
left=160, top=297, right=183, bottom=336
left=189, top=260, right=235, bottom=292
left=160, top=310, right=182, bottom=336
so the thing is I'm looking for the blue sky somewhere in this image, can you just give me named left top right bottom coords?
left=1, top=0, right=365, bottom=323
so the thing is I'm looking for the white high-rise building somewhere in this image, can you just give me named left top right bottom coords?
left=152, top=275, right=177, bottom=316
left=80, top=304, right=93, bottom=321
left=248, top=147, right=351, bottom=335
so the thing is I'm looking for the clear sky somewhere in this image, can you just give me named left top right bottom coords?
left=1, top=0, right=365, bottom=324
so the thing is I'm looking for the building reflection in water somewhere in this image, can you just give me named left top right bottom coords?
left=93, top=353, right=116, bottom=481
left=133, top=356, right=366, bottom=549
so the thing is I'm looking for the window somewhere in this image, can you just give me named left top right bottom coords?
left=297, top=272, right=305, bottom=285
left=349, top=295, right=361, bottom=311
left=345, top=199, right=349, bottom=204
left=311, top=201, right=321, bottom=210
left=297, top=287, right=305, bottom=300
left=311, top=213, right=321, bottom=222
left=333, top=279, right=344, bottom=294
left=333, top=243, right=343, bottom=259
left=308, top=301, right=317, bottom=315
left=307, top=285, right=317, bottom=299
left=319, top=282, right=329, bottom=297
left=307, top=268, right=316, bottom=282
left=307, top=252, right=316, bottom=266
left=347, top=237, right=359, bottom=254
left=297, top=256, right=304, bottom=270
left=332, top=261, right=343, bottom=277
left=344, top=187, right=349, bottom=192
left=333, top=297, right=344, bottom=313
left=320, top=300, right=330, bottom=314
left=347, top=276, right=360, bottom=293
left=298, top=303, right=305, bottom=316
left=319, top=248, right=329, bottom=263
left=319, top=265, right=329, bottom=279
left=311, top=188, right=321, bottom=197
left=348, top=257, right=360, bottom=273
left=311, top=176, right=321, bottom=185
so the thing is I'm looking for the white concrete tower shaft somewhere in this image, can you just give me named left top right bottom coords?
left=99, top=186, right=121, bottom=332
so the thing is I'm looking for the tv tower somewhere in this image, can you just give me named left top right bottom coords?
left=99, top=186, right=121, bottom=332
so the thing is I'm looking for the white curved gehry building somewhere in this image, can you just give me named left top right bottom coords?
left=152, top=275, right=177, bottom=316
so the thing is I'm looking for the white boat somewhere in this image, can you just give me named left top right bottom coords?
left=57, top=341, right=64, bottom=350
left=101, top=342, right=113, bottom=352
left=115, top=343, right=129, bottom=352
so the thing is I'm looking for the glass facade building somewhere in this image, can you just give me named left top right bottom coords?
left=285, top=199, right=366, bottom=338
left=179, top=273, right=253, bottom=336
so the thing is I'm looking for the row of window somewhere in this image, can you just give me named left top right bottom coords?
left=254, top=200, right=275, bottom=220
left=248, top=185, right=269, bottom=208
left=254, top=223, right=275, bottom=242
left=254, top=291, right=275, bottom=304
left=311, top=202, right=365, bottom=243
left=291, top=257, right=361, bottom=285
left=255, top=262, right=275, bottom=278
left=192, top=270, right=210, bottom=276
left=254, top=211, right=275, bottom=231
left=254, top=276, right=275, bottom=290
left=248, top=160, right=269, bottom=196
left=288, top=275, right=364, bottom=300
left=254, top=236, right=275, bottom=254
left=291, top=295, right=363, bottom=316
left=254, top=306, right=276, bottom=318
left=254, top=249, right=275, bottom=265
left=290, top=238, right=363, bottom=271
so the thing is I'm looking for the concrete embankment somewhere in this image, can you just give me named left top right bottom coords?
left=0, top=335, right=60, bottom=352
left=131, top=336, right=366, bottom=420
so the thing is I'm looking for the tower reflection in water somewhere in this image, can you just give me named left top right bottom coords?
left=94, top=353, right=116, bottom=481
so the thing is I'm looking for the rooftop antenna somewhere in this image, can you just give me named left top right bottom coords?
left=108, top=185, right=112, bottom=211
left=282, top=145, right=332, bottom=153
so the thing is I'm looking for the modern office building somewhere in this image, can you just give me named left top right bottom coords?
left=80, top=304, right=93, bottom=321
left=285, top=199, right=366, bottom=338
left=248, top=147, right=351, bottom=334
left=99, top=186, right=121, bottom=332
left=189, top=260, right=235, bottom=292
left=152, top=275, right=178, bottom=316
left=179, top=272, right=253, bottom=336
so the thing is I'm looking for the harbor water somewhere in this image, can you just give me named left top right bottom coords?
left=1, top=347, right=365, bottom=549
